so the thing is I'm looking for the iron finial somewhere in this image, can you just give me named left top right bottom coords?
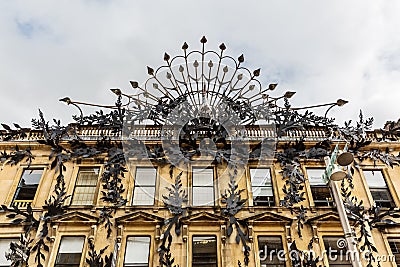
left=164, top=53, right=170, bottom=61
left=147, top=66, right=155, bottom=76
left=130, top=81, right=139, bottom=88
left=268, top=83, right=278, bottom=90
left=336, top=99, right=348, bottom=106
left=253, top=69, right=260, bottom=77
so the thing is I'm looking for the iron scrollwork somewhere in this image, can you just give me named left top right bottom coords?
left=2, top=36, right=400, bottom=267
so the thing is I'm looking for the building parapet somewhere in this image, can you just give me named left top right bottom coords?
left=1, top=125, right=394, bottom=143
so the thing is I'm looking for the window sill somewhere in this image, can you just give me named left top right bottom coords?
left=69, top=204, right=95, bottom=208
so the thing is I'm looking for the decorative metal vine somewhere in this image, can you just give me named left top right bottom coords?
left=221, top=169, right=250, bottom=265
left=0, top=36, right=400, bottom=267
left=86, top=238, right=113, bottom=267
left=158, top=167, right=187, bottom=266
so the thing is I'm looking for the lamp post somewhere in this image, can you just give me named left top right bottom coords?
left=323, top=144, right=362, bottom=267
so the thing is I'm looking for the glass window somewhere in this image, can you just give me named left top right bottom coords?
left=307, top=168, right=333, bottom=207
left=132, top=168, right=157, bottom=205
left=192, top=168, right=214, bottom=206
left=258, top=236, right=285, bottom=267
left=12, top=169, right=43, bottom=208
left=124, top=236, right=150, bottom=267
left=71, top=167, right=99, bottom=205
left=388, top=239, right=400, bottom=265
left=307, top=169, right=326, bottom=185
left=363, top=170, right=394, bottom=208
left=55, top=236, right=84, bottom=267
left=323, top=237, right=352, bottom=267
left=250, top=168, right=275, bottom=206
left=192, top=236, right=217, bottom=267
left=0, top=238, right=18, bottom=267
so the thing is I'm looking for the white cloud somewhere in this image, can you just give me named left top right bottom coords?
left=0, top=0, right=399, bottom=128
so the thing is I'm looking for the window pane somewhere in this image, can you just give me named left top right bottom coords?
left=307, top=169, right=325, bottom=185
left=135, top=168, right=157, bottom=186
left=251, top=168, right=275, bottom=206
left=133, top=167, right=156, bottom=206
left=0, top=239, right=17, bottom=266
left=71, top=186, right=97, bottom=205
left=125, top=236, right=150, bottom=266
left=21, top=169, right=43, bottom=185
left=307, top=168, right=333, bottom=207
left=14, top=169, right=43, bottom=201
left=75, top=168, right=99, bottom=186
left=253, top=196, right=275, bottom=207
left=193, top=236, right=217, bottom=267
left=71, top=167, right=99, bottom=205
left=371, top=189, right=392, bottom=201
left=253, top=187, right=273, bottom=197
left=58, top=237, right=84, bottom=253
left=192, top=168, right=214, bottom=186
left=55, top=237, right=84, bottom=267
left=258, top=236, right=284, bottom=266
left=250, top=168, right=271, bottom=187
left=311, top=186, right=333, bottom=206
left=55, top=254, right=82, bottom=266
left=132, top=187, right=155, bottom=205
left=363, top=170, right=394, bottom=208
left=323, top=237, right=352, bottom=267
left=363, top=170, right=386, bottom=188
left=193, top=187, right=214, bottom=206
left=388, top=239, right=400, bottom=265
left=14, top=187, right=37, bottom=200
left=371, top=189, right=394, bottom=208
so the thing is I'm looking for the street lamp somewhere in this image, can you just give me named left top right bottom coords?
left=290, top=99, right=348, bottom=118
left=323, top=145, right=361, bottom=267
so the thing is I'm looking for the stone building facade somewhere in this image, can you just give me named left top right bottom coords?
left=1, top=38, right=400, bottom=267
left=0, top=125, right=400, bottom=267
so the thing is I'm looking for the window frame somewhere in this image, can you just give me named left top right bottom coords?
left=306, top=168, right=334, bottom=207
left=249, top=167, right=276, bottom=207
left=192, top=235, right=218, bottom=267
left=70, top=166, right=101, bottom=206
left=191, top=167, right=216, bottom=206
left=10, top=167, right=46, bottom=208
left=321, top=236, right=353, bottom=267
left=387, top=237, right=400, bottom=266
left=54, top=236, right=85, bottom=267
left=123, top=235, right=151, bottom=267
left=132, top=166, right=158, bottom=206
left=362, top=169, right=395, bottom=208
left=257, top=235, right=286, bottom=267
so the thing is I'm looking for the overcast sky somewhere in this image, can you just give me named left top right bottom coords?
left=0, top=0, right=399, bottom=129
